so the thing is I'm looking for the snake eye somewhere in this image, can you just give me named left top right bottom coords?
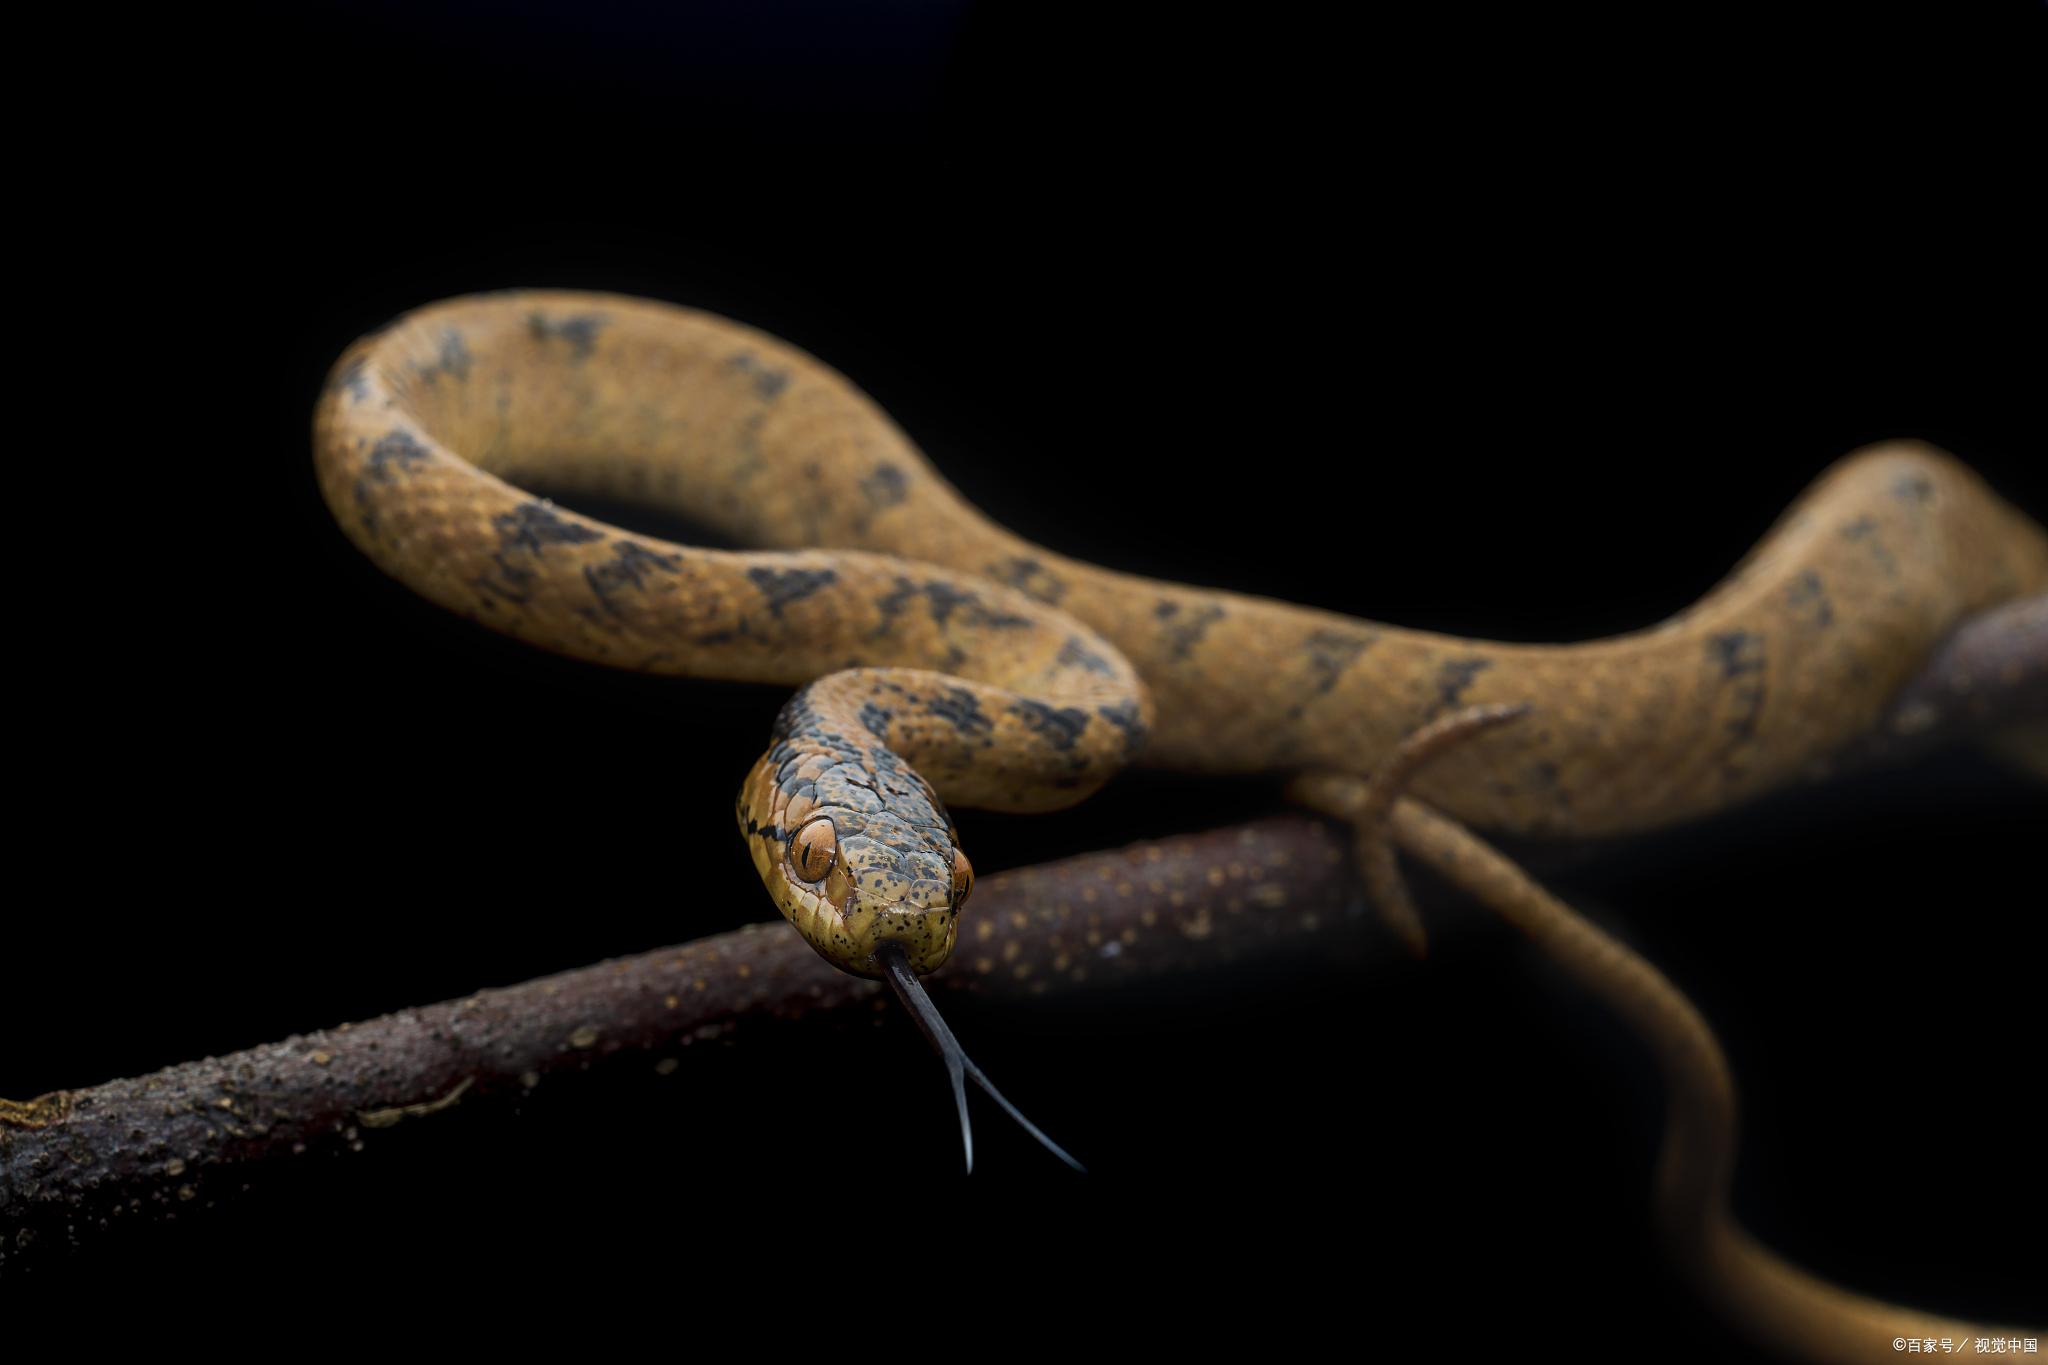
left=951, top=848, right=974, bottom=906
left=789, top=819, right=838, bottom=883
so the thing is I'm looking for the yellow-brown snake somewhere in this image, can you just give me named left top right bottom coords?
left=313, top=290, right=2044, bottom=1357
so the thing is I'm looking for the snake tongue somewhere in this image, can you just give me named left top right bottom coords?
left=876, top=943, right=1086, bottom=1175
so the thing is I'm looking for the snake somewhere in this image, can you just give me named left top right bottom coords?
left=313, top=289, right=2045, bottom=1354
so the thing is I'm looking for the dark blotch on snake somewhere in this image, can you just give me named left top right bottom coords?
left=1057, top=635, right=1117, bottom=676
left=924, top=686, right=993, bottom=738
left=1095, top=699, right=1149, bottom=758
left=986, top=556, right=1068, bottom=605
left=1708, top=631, right=1766, bottom=680
left=585, top=541, right=685, bottom=616
left=528, top=311, right=608, bottom=360
left=1783, top=570, right=1834, bottom=630
left=414, top=328, right=472, bottom=384
left=747, top=566, right=838, bottom=616
left=1162, top=603, right=1225, bottom=660
left=1008, top=699, right=1090, bottom=751
left=727, top=351, right=791, bottom=401
left=861, top=464, right=909, bottom=508
left=1433, top=656, right=1493, bottom=712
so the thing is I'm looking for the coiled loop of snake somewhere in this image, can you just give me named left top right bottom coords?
left=314, top=292, right=1151, bottom=978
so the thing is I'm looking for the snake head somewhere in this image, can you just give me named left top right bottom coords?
left=739, top=750, right=972, bottom=979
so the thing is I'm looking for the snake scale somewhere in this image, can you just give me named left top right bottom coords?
left=314, top=290, right=2044, bottom=1357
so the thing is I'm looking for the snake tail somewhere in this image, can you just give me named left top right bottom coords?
left=1365, top=713, right=2041, bottom=1362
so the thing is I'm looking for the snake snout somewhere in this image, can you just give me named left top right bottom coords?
left=852, top=891, right=959, bottom=977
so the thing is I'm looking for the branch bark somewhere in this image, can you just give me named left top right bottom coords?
left=1, top=816, right=1360, bottom=1270
left=1840, top=593, right=2048, bottom=773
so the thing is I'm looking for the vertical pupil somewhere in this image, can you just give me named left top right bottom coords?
left=794, top=823, right=834, bottom=879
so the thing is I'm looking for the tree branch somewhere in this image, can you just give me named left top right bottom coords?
left=1, top=816, right=1359, bottom=1269
left=4, top=593, right=2041, bottom=1271
left=1839, top=593, right=2048, bottom=772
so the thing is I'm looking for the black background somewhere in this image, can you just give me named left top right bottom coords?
left=10, top=0, right=2043, bottom=1350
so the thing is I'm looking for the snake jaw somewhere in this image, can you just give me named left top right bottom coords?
left=847, top=894, right=958, bottom=978
left=809, top=875, right=958, bottom=979
left=768, top=875, right=959, bottom=979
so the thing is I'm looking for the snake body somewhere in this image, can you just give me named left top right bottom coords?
left=318, top=292, right=2046, bottom=846
left=315, top=290, right=2043, bottom=1351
